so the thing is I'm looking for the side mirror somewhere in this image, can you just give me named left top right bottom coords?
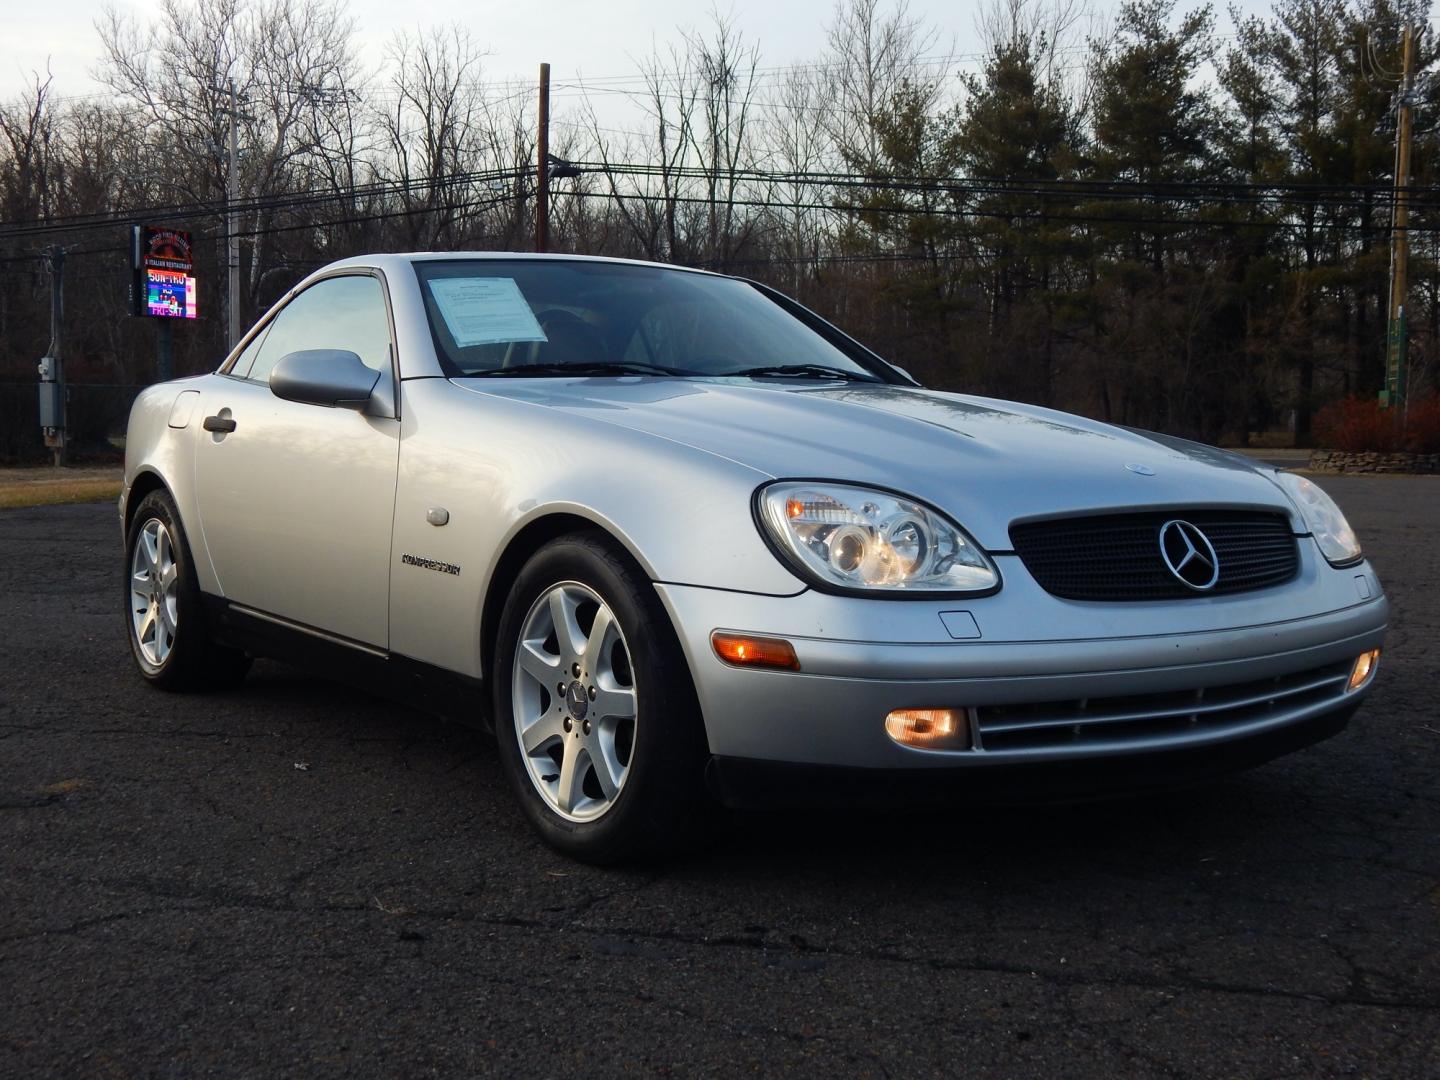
left=269, top=350, right=379, bottom=410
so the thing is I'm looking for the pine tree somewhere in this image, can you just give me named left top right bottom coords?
left=1087, top=0, right=1227, bottom=435
left=955, top=26, right=1085, bottom=403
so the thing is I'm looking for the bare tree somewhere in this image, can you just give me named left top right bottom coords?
left=683, top=11, right=762, bottom=267
left=584, top=38, right=701, bottom=262
left=582, top=9, right=762, bottom=267
left=97, top=0, right=363, bottom=322
left=765, top=67, right=831, bottom=291
left=822, top=0, right=943, bottom=172
left=378, top=26, right=486, bottom=248
left=0, top=72, right=57, bottom=224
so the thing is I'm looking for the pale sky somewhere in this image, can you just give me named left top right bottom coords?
left=4, top=0, right=1295, bottom=105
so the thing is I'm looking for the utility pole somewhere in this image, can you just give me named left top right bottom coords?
left=1384, top=23, right=1418, bottom=415
left=536, top=62, right=551, bottom=253
left=226, top=78, right=242, bottom=350
left=157, top=320, right=173, bottom=382
left=211, top=78, right=250, bottom=350
left=37, top=246, right=66, bottom=467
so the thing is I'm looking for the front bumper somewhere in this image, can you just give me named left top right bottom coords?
left=707, top=703, right=1358, bottom=808
left=655, top=555, right=1388, bottom=776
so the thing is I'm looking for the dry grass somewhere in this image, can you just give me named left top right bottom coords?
left=0, top=467, right=122, bottom=510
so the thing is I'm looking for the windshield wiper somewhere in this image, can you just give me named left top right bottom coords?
left=728, top=363, right=875, bottom=382
left=470, top=361, right=689, bottom=378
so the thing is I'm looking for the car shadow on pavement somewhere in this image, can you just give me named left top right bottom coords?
left=235, top=661, right=1373, bottom=895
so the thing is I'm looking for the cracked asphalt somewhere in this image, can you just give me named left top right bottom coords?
left=1, top=477, right=1437, bottom=1078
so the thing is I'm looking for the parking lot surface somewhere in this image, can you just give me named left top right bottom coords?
left=1, top=477, right=1437, bottom=1077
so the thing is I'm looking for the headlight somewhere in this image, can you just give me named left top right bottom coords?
left=757, top=482, right=999, bottom=594
left=1274, top=472, right=1362, bottom=566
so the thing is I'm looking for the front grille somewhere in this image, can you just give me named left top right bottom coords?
left=1009, top=509, right=1299, bottom=601
left=974, top=660, right=1352, bottom=753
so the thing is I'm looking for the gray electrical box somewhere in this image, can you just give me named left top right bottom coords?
left=38, top=377, right=64, bottom=429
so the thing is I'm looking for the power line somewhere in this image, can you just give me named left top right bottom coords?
left=560, top=186, right=1440, bottom=235
left=12, top=160, right=1440, bottom=260
left=0, top=167, right=528, bottom=241
left=0, top=182, right=531, bottom=270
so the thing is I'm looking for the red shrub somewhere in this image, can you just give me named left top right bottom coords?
left=1313, top=393, right=1440, bottom=453
left=1313, top=396, right=1400, bottom=453
left=1403, top=394, right=1440, bottom=454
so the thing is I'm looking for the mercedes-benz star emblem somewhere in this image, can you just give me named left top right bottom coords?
left=1124, top=462, right=1156, bottom=476
left=566, top=680, right=589, bottom=721
left=1159, top=519, right=1221, bottom=591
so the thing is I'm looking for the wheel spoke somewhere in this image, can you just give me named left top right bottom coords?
left=140, top=527, right=159, bottom=573
left=584, top=604, right=616, bottom=674
left=590, top=685, right=635, bottom=723
left=517, top=640, right=560, bottom=685
left=589, top=736, right=623, bottom=801
left=158, top=595, right=176, bottom=633
left=138, top=606, right=157, bottom=647
left=548, top=588, right=585, bottom=661
left=555, top=741, right=588, bottom=814
left=160, top=562, right=178, bottom=592
left=521, top=711, right=566, bottom=754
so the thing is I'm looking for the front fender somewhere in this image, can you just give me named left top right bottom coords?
left=386, top=379, right=804, bottom=678
left=122, top=377, right=215, bottom=592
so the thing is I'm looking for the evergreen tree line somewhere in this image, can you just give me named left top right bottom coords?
left=2, top=0, right=1438, bottom=460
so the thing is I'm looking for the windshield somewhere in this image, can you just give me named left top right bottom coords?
left=413, top=258, right=888, bottom=381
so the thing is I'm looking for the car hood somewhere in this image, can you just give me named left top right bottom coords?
left=452, top=378, right=1297, bottom=550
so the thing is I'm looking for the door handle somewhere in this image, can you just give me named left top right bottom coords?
left=203, top=414, right=237, bottom=433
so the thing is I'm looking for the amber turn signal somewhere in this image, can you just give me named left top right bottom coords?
left=884, top=708, right=972, bottom=751
left=1347, top=648, right=1380, bottom=693
left=711, top=632, right=800, bottom=671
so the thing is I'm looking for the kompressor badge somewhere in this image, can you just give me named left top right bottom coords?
left=401, top=553, right=461, bottom=576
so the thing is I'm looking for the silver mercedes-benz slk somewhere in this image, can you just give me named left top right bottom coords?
left=121, top=253, right=1387, bottom=861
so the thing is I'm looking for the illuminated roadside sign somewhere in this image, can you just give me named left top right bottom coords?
left=132, top=225, right=197, bottom=319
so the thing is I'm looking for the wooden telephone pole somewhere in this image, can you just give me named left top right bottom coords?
left=536, top=62, right=551, bottom=253
left=1384, top=24, right=1418, bottom=413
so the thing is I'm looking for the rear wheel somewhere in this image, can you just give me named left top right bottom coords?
left=494, top=532, right=709, bottom=862
left=125, top=489, right=250, bottom=690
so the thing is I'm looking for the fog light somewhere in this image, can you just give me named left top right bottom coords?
left=711, top=632, right=800, bottom=671
left=885, top=708, right=972, bottom=751
left=1347, top=649, right=1380, bottom=693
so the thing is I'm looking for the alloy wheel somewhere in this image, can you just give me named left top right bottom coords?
left=511, top=581, right=638, bottom=822
left=130, top=517, right=179, bottom=666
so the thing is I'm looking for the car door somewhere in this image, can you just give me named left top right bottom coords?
left=192, top=271, right=400, bottom=648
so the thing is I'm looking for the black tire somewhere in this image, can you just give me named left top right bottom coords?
left=493, top=531, right=709, bottom=863
left=124, top=489, right=251, bottom=691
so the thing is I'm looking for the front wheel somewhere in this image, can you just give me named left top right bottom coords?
left=493, top=532, right=709, bottom=863
left=125, top=489, right=250, bottom=691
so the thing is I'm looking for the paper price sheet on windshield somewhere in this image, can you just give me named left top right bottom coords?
left=427, top=277, right=549, bottom=347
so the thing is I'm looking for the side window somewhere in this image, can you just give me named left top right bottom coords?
left=247, top=275, right=391, bottom=385
left=227, top=324, right=270, bottom=379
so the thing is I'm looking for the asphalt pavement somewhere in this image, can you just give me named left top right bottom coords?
left=1, top=477, right=1437, bottom=1077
